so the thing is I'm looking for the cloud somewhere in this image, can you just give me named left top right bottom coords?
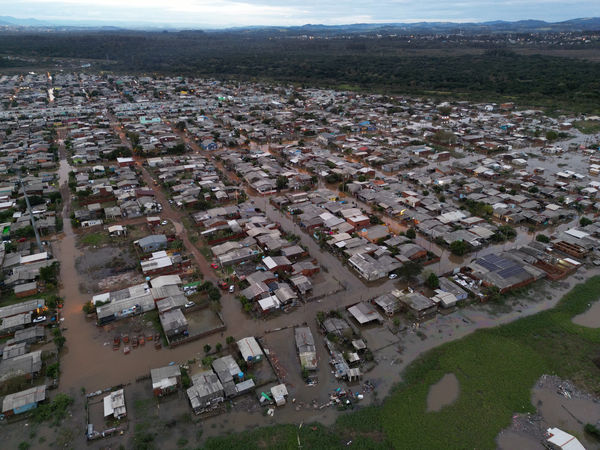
left=4, top=0, right=600, bottom=27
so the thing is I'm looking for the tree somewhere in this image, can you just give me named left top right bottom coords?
left=580, top=216, right=593, bottom=226
left=425, top=272, right=439, bottom=289
left=276, top=176, right=288, bottom=190
left=215, top=343, right=223, bottom=353
left=203, top=344, right=211, bottom=354
left=536, top=234, right=550, bottom=243
left=406, top=228, right=416, bottom=239
left=450, top=240, right=467, bottom=256
left=398, top=261, right=423, bottom=281
left=226, top=336, right=235, bottom=345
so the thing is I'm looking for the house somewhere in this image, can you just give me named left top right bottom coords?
left=108, top=225, right=126, bottom=237
left=1, top=385, right=46, bottom=417
left=295, top=326, right=317, bottom=371
left=137, top=234, right=167, bottom=253
left=270, top=384, right=289, bottom=406
left=545, top=427, right=585, bottom=450
left=373, top=291, right=401, bottom=316
left=151, top=365, right=181, bottom=397
left=237, top=337, right=264, bottom=364
left=159, top=309, right=188, bottom=339
left=14, top=281, right=38, bottom=298
left=187, top=370, right=224, bottom=414
left=262, top=255, right=292, bottom=273
left=103, top=389, right=126, bottom=419
left=398, top=291, right=438, bottom=319
left=347, top=302, right=384, bottom=325
left=116, top=157, right=135, bottom=167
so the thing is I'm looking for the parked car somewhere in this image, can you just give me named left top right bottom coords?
left=211, top=263, right=219, bottom=269
left=229, top=285, right=235, bottom=293
left=388, top=274, right=398, bottom=280
left=161, top=220, right=168, bottom=225
left=219, top=281, right=228, bottom=290
left=32, top=315, right=46, bottom=324
left=184, top=301, right=195, bottom=308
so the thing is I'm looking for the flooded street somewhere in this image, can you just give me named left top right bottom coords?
left=426, top=373, right=460, bottom=412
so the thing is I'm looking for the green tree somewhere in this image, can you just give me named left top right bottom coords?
left=204, top=344, right=211, bottom=354
left=425, top=272, right=439, bottom=289
left=450, top=240, right=467, bottom=256
left=536, top=234, right=550, bottom=243
left=276, top=176, right=289, bottom=190
left=398, top=261, right=423, bottom=282
left=580, top=216, right=593, bottom=226
left=406, top=228, right=416, bottom=239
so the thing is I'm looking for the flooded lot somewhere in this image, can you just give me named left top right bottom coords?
left=426, top=373, right=460, bottom=412
left=572, top=300, right=600, bottom=328
left=497, top=375, right=600, bottom=450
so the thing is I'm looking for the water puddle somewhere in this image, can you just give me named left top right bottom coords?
left=572, top=300, right=600, bottom=328
left=426, top=373, right=460, bottom=412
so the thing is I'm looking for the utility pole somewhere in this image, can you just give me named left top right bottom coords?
left=18, top=174, right=43, bottom=253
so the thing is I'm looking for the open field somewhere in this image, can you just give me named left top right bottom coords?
left=205, top=276, right=600, bottom=449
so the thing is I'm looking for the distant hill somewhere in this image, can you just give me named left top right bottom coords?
left=0, top=16, right=599, bottom=34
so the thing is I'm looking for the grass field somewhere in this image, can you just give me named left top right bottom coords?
left=205, top=276, right=600, bottom=449
left=78, top=232, right=107, bottom=247
left=573, top=120, right=600, bottom=135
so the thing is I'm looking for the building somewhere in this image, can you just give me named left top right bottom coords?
left=151, top=365, right=182, bottom=397
left=237, top=337, right=264, bottom=364
left=347, top=302, right=384, bottom=325
left=398, top=291, right=438, bottom=319
left=187, top=370, right=224, bottom=414
left=159, top=309, right=188, bottom=339
left=103, top=389, right=126, bottom=420
left=137, top=234, right=168, bottom=253
left=546, top=427, right=585, bottom=450
left=295, top=326, right=317, bottom=371
left=1, top=385, right=46, bottom=417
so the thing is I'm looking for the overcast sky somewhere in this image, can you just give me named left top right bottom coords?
left=3, top=0, right=599, bottom=28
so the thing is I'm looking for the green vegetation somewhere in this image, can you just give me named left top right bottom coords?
left=79, top=232, right=106, bottom=247
left=207, top=276, right=600, bottom=449
left=397, top=260, right=423, bottom=282
left=574, top=120, right=600, bottom=135
left=449, top=240, right=467, bottom=256
left=425, top=272, right=439, bottom=289
left=536, top=234, right=550, bottom=243
left=585, top=423, right=600, bottom=440
left=32, top=393, right=73, bottom=425
left=580, top=216, right=593, bottom=227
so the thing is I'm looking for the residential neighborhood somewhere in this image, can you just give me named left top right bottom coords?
left=0, top=71, right=599, bottom=448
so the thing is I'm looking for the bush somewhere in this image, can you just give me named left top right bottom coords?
left=585, top=423, right=600, bottom=439
left=406, top=228, right=416, bottom=239
left=450, top=240, right=467, bottom=256
left=425, top=272, right=439, bottom=289
left=536, top=234, right=550, bottom=243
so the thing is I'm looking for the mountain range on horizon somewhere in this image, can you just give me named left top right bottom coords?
left=0, top=15, right=600, bottom=34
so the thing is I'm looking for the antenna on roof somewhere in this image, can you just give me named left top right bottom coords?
left=18, top=172, right=43, bottom=253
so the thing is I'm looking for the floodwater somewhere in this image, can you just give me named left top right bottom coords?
left=532, top=381, right=600, bottom=449
left=426, top=373, right=460, bottom=412
left=497, top=430, right=544, bottom=450
left=572, top=300, right=600, bottom=328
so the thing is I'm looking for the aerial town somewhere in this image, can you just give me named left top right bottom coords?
left=1, top=71, right=600, bottom=448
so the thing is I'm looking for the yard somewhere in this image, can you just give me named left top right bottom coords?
left=204, top=276, right=600, bottom=449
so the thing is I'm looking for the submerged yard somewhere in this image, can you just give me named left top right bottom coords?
left=204, top=276, right=600, bottom=449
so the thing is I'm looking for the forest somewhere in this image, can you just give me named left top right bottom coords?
left=1, top=30, right=600, bottom=113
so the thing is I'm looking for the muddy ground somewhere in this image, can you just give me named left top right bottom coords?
left=497, top=375, right=600, bottom=450
left=75, top=245, right=139, bottom=293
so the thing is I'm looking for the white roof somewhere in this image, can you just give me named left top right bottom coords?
left=20, top=252, right=47, bottom=264
left=258, top=295, right=280, bottom=311
left=546, top=428, right=585, bottom=450
left=564, top=229, right=590, bottom=240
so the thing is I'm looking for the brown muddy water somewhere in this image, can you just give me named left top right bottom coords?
left=426, top=373, right=460, bottom=412
left=572, top=300, right=600, bottom=328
